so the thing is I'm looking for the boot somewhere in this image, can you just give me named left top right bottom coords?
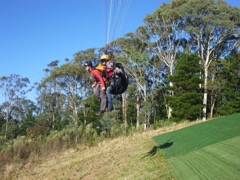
left=106, top=107, right=114, bottom=112
left=95, top=110, right=104, bottom=116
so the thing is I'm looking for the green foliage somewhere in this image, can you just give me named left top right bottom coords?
left=110, top=123, right=127, bottom=138
left=0, top=136, right=6, bottom=149
left=0, top=74, right=32, bottom=139
left=217, top=53, right=240, bottom=115
left=77, top=94, right=102, bottom=128
left=26, top=114, right=51, bottom=138
left=53, top=118, right=69, bottom=131
left=18, top=112, right=36, bottom=136
left=167, top=54, right=203, bottom=121
left=1, top=121, right=20, bottom=140
left=152, top=119, right=173, bottom=130
left=12, top=136, right=30, bottom=161
left=152, top=87, right=168, bottom=120
left=123, top=85, right=137, bottom=125
left=100, top=110, right=120, bottom=132
left=74, top=48, right=98, bottom=66
left=46, top=129, right=75, bottom=151
left=0, top=115, right=174, bottom=168
left=83, top=123, right=98, bottom=145
left=0, top=124, right=98, bottom=166
left=0, top=116, right=4, bottom=129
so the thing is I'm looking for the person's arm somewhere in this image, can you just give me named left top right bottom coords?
left=92, top=81, right=97, bottom=88
left=92, top=70, right=106, bottom=90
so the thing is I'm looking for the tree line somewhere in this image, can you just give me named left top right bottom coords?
left=0, top=0, right=239, bottom=142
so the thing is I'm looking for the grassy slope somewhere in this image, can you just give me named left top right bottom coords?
left=4, top=122, right=199, bottom=180
left=168, top=136, right=240, bottom=179
left=4, top=114, right=239, bottom=180
left=152, top=113, right=240, bottom=179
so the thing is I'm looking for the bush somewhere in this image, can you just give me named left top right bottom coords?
left=83, top=123, right=98, bottom=145
left=110, top=123, right=129, bottom=138
left=0, top=135, right=6, bottom=149
left=12, top=136, right=30, bottom=161
left=46, top=128, right=76, bottom=152
left=1, top=119, right=176, bottom=174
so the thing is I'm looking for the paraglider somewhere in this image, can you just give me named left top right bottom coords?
left=84, top=0, right=130, bottom=115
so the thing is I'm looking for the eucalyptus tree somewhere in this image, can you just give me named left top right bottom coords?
left=207, top=60, right=227, bottom=117
left=36, top=60, right=62, bottom=130
left=18, top=100, right=37, bottom=136
left=177, top=0, right=240, bottom=120
left=36, top=84, right=63, bottom=130
left=45, top=62, right=88, bottom=127
left=136, top=1, right=186, bottom=118
left=0, top=74, right=32, bottom=139
left=74, top=48, right=99, bottom=67
left=111, top=34, right=152, bottom=129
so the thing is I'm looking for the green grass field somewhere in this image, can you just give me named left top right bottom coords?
left=152, top=113, right=240, bottom=179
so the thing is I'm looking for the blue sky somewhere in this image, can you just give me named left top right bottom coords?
left=0, top=0, right=239, bottom=102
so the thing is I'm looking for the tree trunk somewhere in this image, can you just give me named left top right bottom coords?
left=154, top=108, right=156, bottom=127
left=73, top=108, right=78, bottom=127
left=122, top=92, right=127, bottom=128
left=5, top=117, right=9, bottom=140
left=147, top=111, right=150, bottom=128
left=144, top=112, right=147, bottom=131
left=52, top=113, right=55, bottom=130
left=210, top=98, right=215, bottom=118
left=202, top=68, right=208, bottom=121
left=167, top=80, right=173, bottom=119
left=167, top=66, right=174, bottom=119
left=5, top=109, right=10, bottom=140
left=136, top=94, right=140, bottom=129
left=83, top=106, right=89, bottom=126
left=210, top=92, right=216, bottom=118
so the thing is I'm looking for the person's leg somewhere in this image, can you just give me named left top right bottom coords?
left=106, top=86, right=114, bottom=110
left=99, top=85, right=107, bottom=112
left=94, top=84, right=105, bottom=116
left=93, top=84, right=100, bottom=98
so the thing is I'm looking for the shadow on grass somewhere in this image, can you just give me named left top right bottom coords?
left=159, top=141, right=174, bottom=149
left=142, top=141, right=174, bottom=158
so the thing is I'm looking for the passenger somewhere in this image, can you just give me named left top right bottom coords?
left=84, top=61, right=107, bottom=116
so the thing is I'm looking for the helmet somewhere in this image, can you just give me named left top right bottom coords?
left=84, top=61, right=92, bottom=67
left=100, top=54, right=109, bottom=61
